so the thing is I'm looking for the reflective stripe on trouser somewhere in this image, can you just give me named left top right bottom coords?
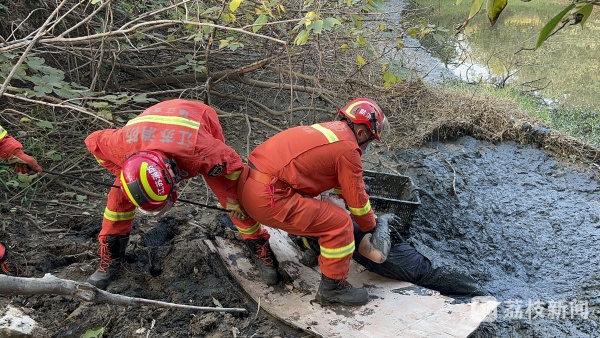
left=238, top=168, right=354, bottom=280
left=100, top=177, right=136, bottom=237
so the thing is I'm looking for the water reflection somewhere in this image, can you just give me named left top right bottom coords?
left=413, top=0, right=600, bottom=109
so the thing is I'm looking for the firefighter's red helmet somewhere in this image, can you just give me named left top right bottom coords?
left=120, top=151, right=178, bottom=216
left=339, top=98, right=385, bottom=140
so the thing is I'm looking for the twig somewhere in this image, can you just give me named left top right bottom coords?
left=0, top=274, right=247, bottom=313
left=215, top=109, right=283, bottom=132
left=244, top=113, right=251, bottom=158
left=1, top=19, right=287, bottom=52
left=443, top=158, right=458, bottom=197
left=255, top=297, right=261, bottom=320
left=2, top=92, right=113, bottom=125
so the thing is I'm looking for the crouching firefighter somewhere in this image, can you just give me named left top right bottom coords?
left=236, top=98, right=388, bottom=306
left=1, top=124, right=44, bottom=276
left=84, top=99, right=261, bottom=290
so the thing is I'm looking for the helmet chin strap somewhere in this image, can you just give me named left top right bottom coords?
left=342, top=117, right=373, bottom=147
left=358, top=138, right=371, bottom=147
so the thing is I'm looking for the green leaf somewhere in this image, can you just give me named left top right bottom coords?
left=294, top=29, right=309, bottom=45
left=174, top=64, right=189, bottom=71
left=88, top=101, right=110, bottom=108
left=35, top=120, right=54, bottom=129
left=307, top=20, right=324, bottom=34
left=25, top=57, right=45, bottom=70
left=221, top=13, right=236, bottom=23
left=356, top=54, right=366, bottom=67
left=82, top=327, right=105, bottom=338
left=456, top=0, right=463, bottom=4
left=486, top=0, right=507, bottom=26
left=213, top=297, right=223, bottom=308
left=132, top=94, right=157, bottom=103
left=340, top=43, right=349, bottom=52
left=536, top=4, right=575, bottom=49
left=76, top=195, right=88, bottom=202
left=253, top=14, right=268, bottom=33
left=33, top=85, right=52, bottom=97
left=229, top=0, right=243, bottom=12
left=90, top=0, right=103, bottom=4
left=468, top=0, right=483, bottom=21
left=54, top=86, right=79, bottom=99
left=17, top=173, right=37, bottom=185
left=395, top=37, right=404, bottom=51
left=576, top=4, right=593, bottom=28
left=406, top=27, right=420, bottom=38
left=227, top=42, right=244, bottom=51
left=383, top=72, right=398, bottom=87
left=351, top=14, right=363, bottom=29
left=323, top=17, right=341, bottom=30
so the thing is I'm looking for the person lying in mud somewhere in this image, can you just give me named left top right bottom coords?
left=0, top=124, right=44, bottom=276
left=290, top=195, right=490, bottom=298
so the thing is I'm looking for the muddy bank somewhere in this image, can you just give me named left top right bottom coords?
left=384, top=136, right=599, bottom=337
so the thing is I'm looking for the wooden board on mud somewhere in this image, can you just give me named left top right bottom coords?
left=208, top=226, right=499, bottom=338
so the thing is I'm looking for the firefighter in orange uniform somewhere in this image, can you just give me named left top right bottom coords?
left=236, top=98, right=387, bottom=306
left=83, top=99, right=273, bottom=290
left=1, top=124, right=43, bottom=276
left=0, top=124, right=43, bottom=174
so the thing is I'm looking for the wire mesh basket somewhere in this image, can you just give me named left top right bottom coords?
left=363, top=170, right=421, bottom=226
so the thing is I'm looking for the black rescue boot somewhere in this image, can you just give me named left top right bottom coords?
left=87, top=235, right=129, bottom=290
left=0, top=242, right=18, bottom=276
left=245, top=237, right=278, bottom=285
left=316, top=273, right=369, bottom=306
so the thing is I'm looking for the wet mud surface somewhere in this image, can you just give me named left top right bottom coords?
left=389, top=135, right=600, bottom=337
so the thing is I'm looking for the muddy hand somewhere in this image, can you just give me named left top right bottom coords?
left=225, top=198, right=248, bottom=220
left=370, top=215, right=392, bottom=262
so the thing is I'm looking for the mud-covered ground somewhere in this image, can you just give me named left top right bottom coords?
left=387, top=136, right=600, bottom=337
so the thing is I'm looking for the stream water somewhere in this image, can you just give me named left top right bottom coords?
left=408, top=0, right=600, bottom=110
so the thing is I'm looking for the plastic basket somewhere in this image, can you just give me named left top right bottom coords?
left=363, top=170, right=421, bottom=226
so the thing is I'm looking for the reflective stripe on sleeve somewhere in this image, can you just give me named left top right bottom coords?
left=93, top=155, right=105, bottom=164
left=348, top=200, right=372, bottom=216
left=225, top=170, right=241, bottom=181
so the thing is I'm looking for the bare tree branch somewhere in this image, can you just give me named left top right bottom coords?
left=0, top=274, right=247, bottom=313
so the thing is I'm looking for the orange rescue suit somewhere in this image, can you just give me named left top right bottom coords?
left=237, top=121, right=376, bottom=280
left=85, top=99, right=258, bottom=237
left=0, top=125, right=25, bottom=161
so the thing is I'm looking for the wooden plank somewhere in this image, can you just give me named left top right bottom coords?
left=213, top=226, right=498, bottom=338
